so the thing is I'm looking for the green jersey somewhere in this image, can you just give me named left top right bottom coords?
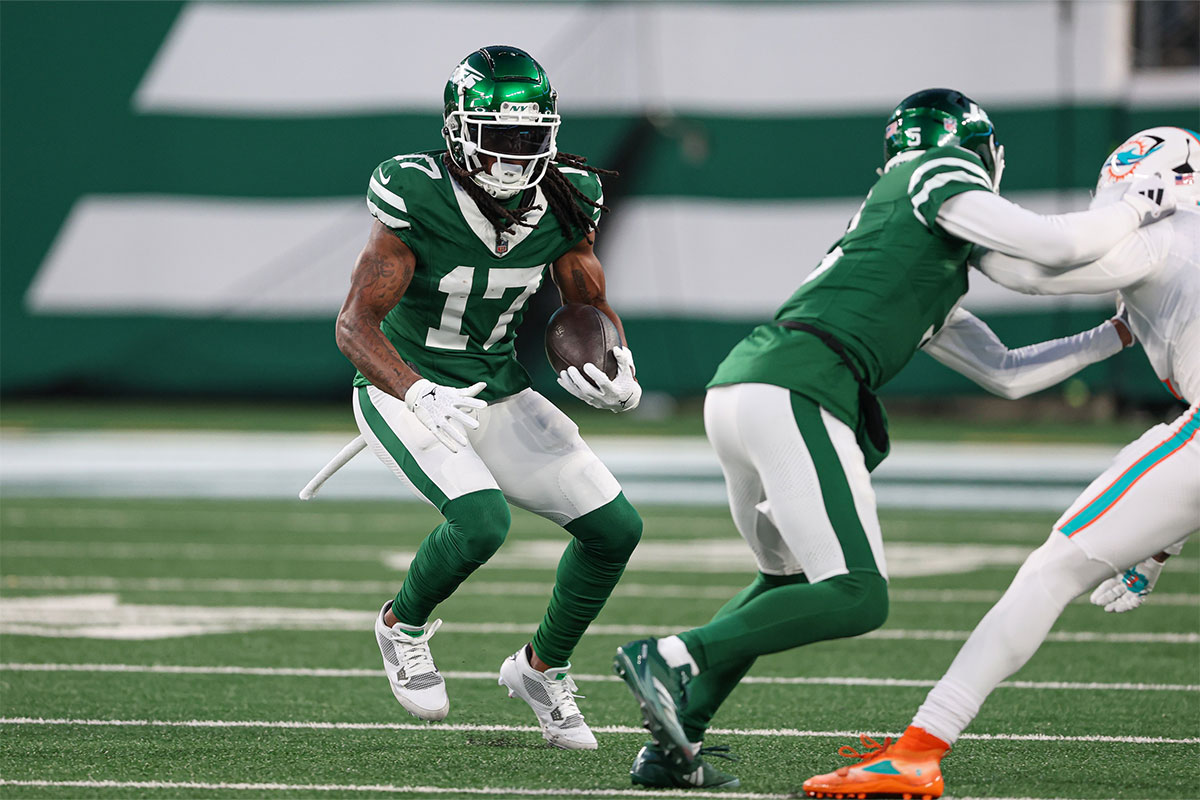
left=353, top=152, right=603, bottom=402
left=710, top=146, right=994, bottom=438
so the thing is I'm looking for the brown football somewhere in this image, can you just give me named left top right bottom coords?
left=545, top=304, right=620, bottom=384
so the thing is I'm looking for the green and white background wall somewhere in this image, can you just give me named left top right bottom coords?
left=3, top=1, right=1197, bottom=400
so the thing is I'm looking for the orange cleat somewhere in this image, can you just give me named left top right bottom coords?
left=802, top=733, right=946, bottom=799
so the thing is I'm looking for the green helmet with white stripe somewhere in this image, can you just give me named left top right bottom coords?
left=442, top=45, right=560, bottom=200
left=884, top=88, right=1005, bottom=191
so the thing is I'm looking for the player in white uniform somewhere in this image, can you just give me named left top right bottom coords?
left=804, top=126, right=1199, bottom=799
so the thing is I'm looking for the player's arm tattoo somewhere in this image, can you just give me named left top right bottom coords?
left=571, top=268, right=593, bottom=304
left=552, top=234, right=629, bottom=346
left=335, top=221, right=421, bottom=399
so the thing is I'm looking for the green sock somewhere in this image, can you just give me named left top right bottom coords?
left=679, top=570, right=888, bottom=673
left=530, top=493, right=642, bottom=667
left=392, top=489, right=510, bottom=625
left=679, top=572, right=807, bottom=742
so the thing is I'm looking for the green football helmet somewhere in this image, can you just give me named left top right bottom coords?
left=883, top=88, right=1005, bottom=190
left=442, top=45, right=560, bottom=199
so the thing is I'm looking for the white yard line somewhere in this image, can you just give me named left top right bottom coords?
left=4, top=663, right=1195, bottom=693
left=2, top=717, right=1196, bottom=745
left=4, top=574, right=1198, bottom=606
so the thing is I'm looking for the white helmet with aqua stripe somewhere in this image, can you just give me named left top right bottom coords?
left=1096, top=126, right=1200, bottom=206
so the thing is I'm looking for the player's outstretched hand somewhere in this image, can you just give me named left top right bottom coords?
left=1120, top=175, right=1176, bottom=226
left=1090, top=556, right=1165, bottom=613
left=404, top=379, right=487, bottom=452
left=558, top=346, right=642, bottom=413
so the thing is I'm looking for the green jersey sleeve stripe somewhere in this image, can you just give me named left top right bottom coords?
left=367, top=199, right=410, bottom=230
left=911, top=171, right=991, bottom=229
left=907, top=156, right=992, bottom=195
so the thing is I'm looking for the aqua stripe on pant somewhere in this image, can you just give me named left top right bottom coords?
left=1060, top=407, right=1200, bottom=537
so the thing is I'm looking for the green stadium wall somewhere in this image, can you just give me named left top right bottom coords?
left=2, top=2, right=1196, bottom=402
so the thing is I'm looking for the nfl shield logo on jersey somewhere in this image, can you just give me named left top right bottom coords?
left=496, top=237, right=510, bottom=254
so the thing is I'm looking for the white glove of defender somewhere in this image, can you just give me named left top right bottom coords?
left=1120, top=175, right=1176, bottom=226
left=404, top=378, right=486, bottom=452
left=558, top=346, right=642, bottom=413
left=1090, top=557, right=1165, bottom=613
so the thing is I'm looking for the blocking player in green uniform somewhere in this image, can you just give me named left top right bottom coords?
left=335, top=46, right=644, bottom=750
left=612, top=88, right=1175, bottom=788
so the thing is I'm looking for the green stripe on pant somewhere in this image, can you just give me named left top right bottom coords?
left=789, top=392, right=881, bottom=574
left=357, top=386, right=449, bottom=509
left=678, top=393, right=888, bottom=718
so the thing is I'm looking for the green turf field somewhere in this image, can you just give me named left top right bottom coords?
left=1, top=498, right=1197, bottom=799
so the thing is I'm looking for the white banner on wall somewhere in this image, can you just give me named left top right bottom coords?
left=26, top=191, right=1108, bottom=319
left=136, top=1, right=1134, bottom=116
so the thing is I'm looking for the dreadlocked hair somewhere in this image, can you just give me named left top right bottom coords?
left=442, top=151, right=617, bottom=249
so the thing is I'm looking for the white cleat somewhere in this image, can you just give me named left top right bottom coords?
left=374, top=601, right=448, bottom=721
left=498, top=645, right=597, bottom=751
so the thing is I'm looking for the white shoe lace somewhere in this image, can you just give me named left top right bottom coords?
left=394, top=618, right=442, bottom=679
left=544, top=673, right=585, bottom=721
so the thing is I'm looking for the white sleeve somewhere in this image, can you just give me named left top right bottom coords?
left=922, top=307, right=1124, bottom=400
left=937, top=191, right=1142, bottom=267
left=1162, top=537, right=1189, bottom=558
left=975, top=223, right=1167, bottom=296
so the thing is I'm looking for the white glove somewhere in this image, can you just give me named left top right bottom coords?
left=1089, top=556, right=1165, bottom=613
left=403, top=379, right=486, bottom=452
left=557, top=346, right=642, bottom=413
left=1120, top=175, right=1176, bottom=226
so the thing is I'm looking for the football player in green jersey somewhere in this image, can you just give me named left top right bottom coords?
left=334, top=45, right=644, bottom=750
left=612, top=88, right=1175, bottom=789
